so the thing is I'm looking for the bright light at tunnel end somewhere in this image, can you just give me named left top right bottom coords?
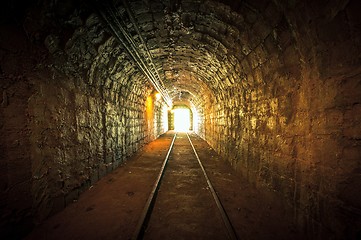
left=174, top=108, right=191, bottom=132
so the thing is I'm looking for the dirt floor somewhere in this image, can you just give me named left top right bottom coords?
left=143, top=133, right=228, bottom=240
left=25, top=131, right=304, bottom=240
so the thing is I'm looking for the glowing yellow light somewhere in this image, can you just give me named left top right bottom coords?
left=174, top=108, right=191, bottom=132
left=146, top=95, right=154, bottom=133
left=155, top=92, right=161, bottom=100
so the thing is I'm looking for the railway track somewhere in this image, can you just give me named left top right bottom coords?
left=132, top=132, right=238, bottom=240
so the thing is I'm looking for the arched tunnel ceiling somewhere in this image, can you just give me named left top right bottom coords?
left=29, top=0, right=293, bottom=109
left=95, top=0, right=280, bottom=106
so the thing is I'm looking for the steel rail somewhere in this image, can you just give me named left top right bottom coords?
left=186, top=133, right=238, bottom=240
left=131, top=133, right=177, bottom=240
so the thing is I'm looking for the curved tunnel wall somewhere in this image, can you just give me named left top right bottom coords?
left=198, top=2, right=361, bottom=239
left=0, top=4, right=168, bottom=232
left=0, top=0, right=361, bottom=238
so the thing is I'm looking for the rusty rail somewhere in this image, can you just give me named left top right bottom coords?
left=131, top=133, right=177, bottom=240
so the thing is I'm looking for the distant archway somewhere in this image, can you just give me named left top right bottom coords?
left=168, top=105, right=193, bottom=131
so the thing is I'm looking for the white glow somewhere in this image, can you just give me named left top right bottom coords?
left=192, top=107, right=199, bottom=132
left=174, top=108, right=191, bottom=132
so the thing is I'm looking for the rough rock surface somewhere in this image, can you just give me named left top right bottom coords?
left=0, top=0, right=361, bottom=239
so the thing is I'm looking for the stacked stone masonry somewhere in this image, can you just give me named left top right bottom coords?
left=0, top=0, right=361, bottom=239
left=0, top=3, right=166, bottom=235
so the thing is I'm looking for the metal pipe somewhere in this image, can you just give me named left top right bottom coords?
left=97, top=1, right=172, bottom=107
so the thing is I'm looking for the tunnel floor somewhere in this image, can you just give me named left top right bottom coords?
left=25, top=131, right=303, bottom=240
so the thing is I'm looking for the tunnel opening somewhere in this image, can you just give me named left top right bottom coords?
left=174, top=108, right=191, bottom=132
left=1, top=0, right=361, bottom=239
left=168, top=105, right=194, bottom=132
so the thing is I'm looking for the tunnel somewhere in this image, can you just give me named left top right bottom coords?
left=1, top=0, right=361, bottom=239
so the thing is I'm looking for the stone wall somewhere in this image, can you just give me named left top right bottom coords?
left=0, top=8, right=167, bottom=238
left=202, top=1, right=361, bottom=238
left=0, top=76, right=34, bottom=236
left=1, top=0, right=360, bottom=239
left=26, top=71, right=156, bottom=223
left=0, top=23, right=40, bottom=237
